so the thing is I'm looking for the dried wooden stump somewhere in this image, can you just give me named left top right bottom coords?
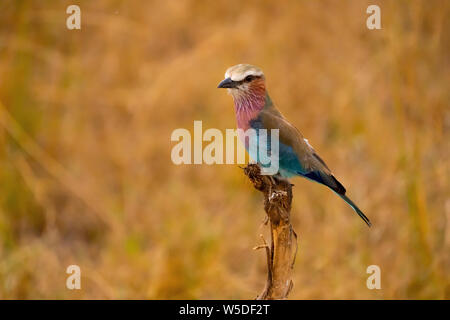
left=243, top=163, right=298, bottom=300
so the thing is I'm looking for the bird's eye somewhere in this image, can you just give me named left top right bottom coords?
left=244, top=75, right=254, bottom=82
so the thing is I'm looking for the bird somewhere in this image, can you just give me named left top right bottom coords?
left=218, top=64, right=371, bottom=227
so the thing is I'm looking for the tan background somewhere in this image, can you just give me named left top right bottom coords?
left=0, top=0, right=448, bottom=299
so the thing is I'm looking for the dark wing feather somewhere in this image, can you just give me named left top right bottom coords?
left=258, top=104, right=371, bottom=226
left=259, top=105, right=346, bottom=194
left=258, top=105, right=331, bottom=174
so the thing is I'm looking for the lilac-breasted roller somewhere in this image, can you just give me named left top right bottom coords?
left=218, top=64, right=371, bottom=227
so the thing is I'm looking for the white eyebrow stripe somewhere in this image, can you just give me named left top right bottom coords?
left=229, top=69, right=263, bottom=81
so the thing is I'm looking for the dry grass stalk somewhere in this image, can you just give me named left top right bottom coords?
left=244, top=164, right=298, bottom=300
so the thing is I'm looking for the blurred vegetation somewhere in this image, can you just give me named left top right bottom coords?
left=0, top=0, right=448, bottom=299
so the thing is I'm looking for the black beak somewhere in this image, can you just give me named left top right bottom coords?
left=217, top=77, right=235, bottom=88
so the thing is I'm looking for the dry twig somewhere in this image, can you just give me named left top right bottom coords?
left=243, top=164, right=298, bottom=300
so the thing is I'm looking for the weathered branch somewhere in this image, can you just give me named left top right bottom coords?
left=244, top=163, right=298, bottom=300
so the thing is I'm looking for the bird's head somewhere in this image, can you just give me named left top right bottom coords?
left=218, top=64, right=266, bottom=102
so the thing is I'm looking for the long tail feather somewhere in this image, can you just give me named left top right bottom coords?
left=298, top=170, right=371, bottom=227
left=338, top=193, right=371, bottom=227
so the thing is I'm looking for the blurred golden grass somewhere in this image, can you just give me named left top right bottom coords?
left=0, top=0, right=449, bottom=299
